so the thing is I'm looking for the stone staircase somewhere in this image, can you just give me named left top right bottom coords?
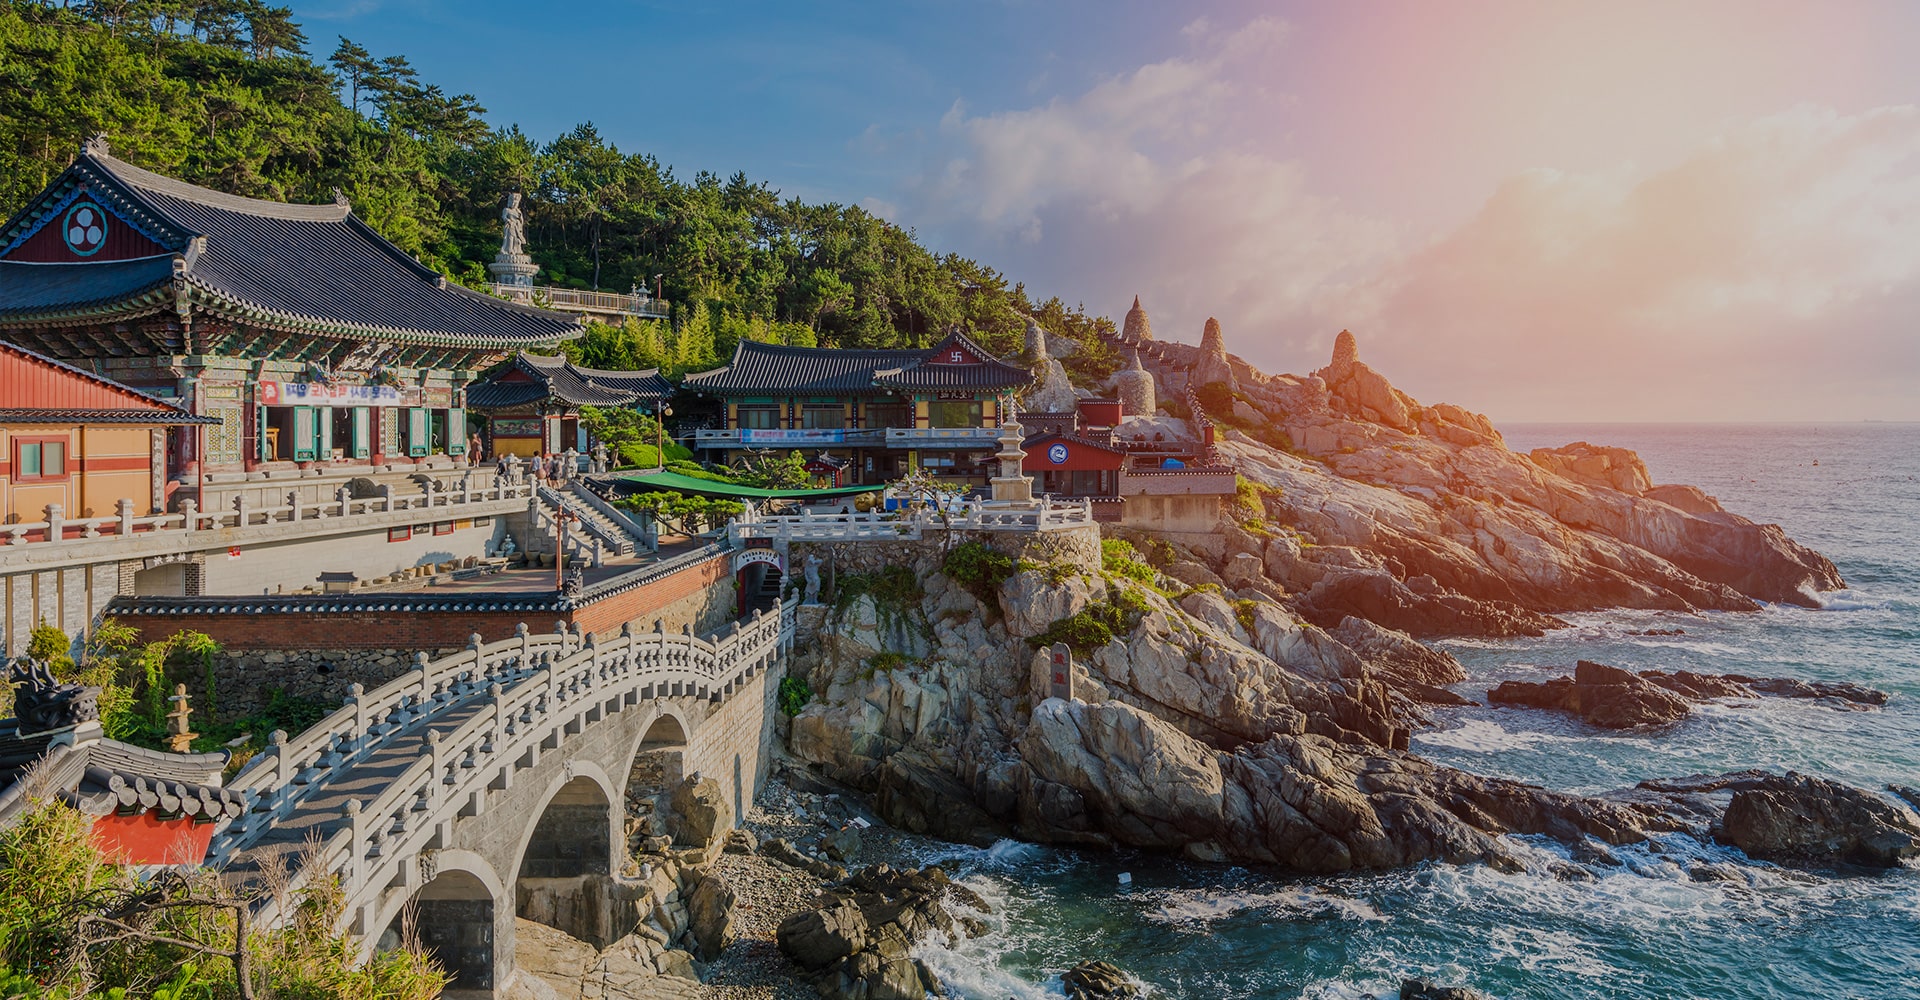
left=745, top=568, right=783, bottom=616
left=536, top=483, right=648, bottom=557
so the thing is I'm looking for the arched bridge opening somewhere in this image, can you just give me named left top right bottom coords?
left=381, top=869, right=494, bottom=992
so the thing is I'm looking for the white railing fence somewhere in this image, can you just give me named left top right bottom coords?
left=729, top=497, right=1095, bottom=543
left=2, top=478, right=532, bottom=548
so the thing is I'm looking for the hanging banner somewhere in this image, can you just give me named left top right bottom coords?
left=258, top=382, right=416, bottom=406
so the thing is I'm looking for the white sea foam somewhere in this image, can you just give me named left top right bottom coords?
left=1412, top=719, right=1575, bottom=753
left=1141, top=885, right=1387, bottom=928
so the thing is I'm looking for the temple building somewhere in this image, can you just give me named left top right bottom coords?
left=466, top=352, right=672, bottom=457
left=1, top=341, right=218, bottom=526
left=0, top=140, right=581, bottom=512
left=681, top=328, right=1033, bottom=487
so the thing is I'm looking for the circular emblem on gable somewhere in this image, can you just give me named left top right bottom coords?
left=1047, top=443, right=1070, bottom=465
left=62, top=201, right=108, bottom=257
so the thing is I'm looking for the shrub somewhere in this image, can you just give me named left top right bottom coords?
left=1101, top=539, right=1154, bottom=584
left=777, top=676, right=812, bottom=716
left=1029, top=586, right=1151, bottom=652
left=943, top=541, right=1018, bottom=598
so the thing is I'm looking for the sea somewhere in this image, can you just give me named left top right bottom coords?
left=908, top=424, right=1920, bottom=1000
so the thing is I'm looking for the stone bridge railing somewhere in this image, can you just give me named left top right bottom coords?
left=208, top=594, right=796, bottom=925
left=728, top=497, right=1096, bottom=545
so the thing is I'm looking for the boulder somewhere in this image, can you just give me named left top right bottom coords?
left=666, top=776, right=733, bottom=848
left=1000, top=569, right=1098, bottom=639
left=761, top=837, right=848, bottom=881
left=1493, top=663, right=1892, bottom=729
left=1718, top=772, right=1920, bottom=868
left=685, top=869, right=737, bottom=961
left=776, top=866, right=983, bottom=1000
left=1489, top=661, right=1692, bottom=728
left=1400, top=979, right=1494, bottom=1000
left=1329, top=617, right=1467, bottom=688
left=1063, top=960, right=1144, bottom=999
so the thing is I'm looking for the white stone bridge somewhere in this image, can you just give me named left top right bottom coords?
left=209, top=593, right=798, bottom=993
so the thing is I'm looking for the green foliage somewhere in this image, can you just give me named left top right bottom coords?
left=830, top=566, right=928, bottom=640
left=776, top=675, right=811, bottom=717
left=25, top=622, right=73, bottom=669
left=1229, top=475, right=1282, bottom=530
left=0, top=798, right=446, bottom=999
left=619, top=492, right=743, bottom=535
left=732, top=449, right=810, bottom=490
left=1232, top=598, right=1262, bottom=632
left=1100, top=539, right=1155, bottom=584
left=859, top=651, right=916, bottom=680
left=1029, top=585, right=1151, bottom=652
left=942, top=541, right=1018, bottom=599
left=573, top=404, right=691, bottom=469
left=6, top=623, right=221, bottom=746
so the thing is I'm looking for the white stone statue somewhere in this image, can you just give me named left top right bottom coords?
left=802, top=553, right=823, bottom=605
left=500, top=192, right=527, bottom=259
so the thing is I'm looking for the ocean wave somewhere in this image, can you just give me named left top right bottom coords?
left=1412, top=719, right=1579, bottom=753
left=1802, top=587, right=1916, bottom=612
left=1140, top=885, right=1388, bottom=928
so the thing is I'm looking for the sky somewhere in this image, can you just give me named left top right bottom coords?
left=299, top=0, right=1920, bottom=422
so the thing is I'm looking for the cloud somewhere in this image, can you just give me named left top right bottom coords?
left=903, top=17, right=1391, bottom=348
left=1370, top=105, right=1920, bottom=419
left=897, top=23, right=1920, bottom=420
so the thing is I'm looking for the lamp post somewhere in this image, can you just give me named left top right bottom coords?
left=554, top=508, right=577, bottom=591
left=656, top=403, right=673, bottom=471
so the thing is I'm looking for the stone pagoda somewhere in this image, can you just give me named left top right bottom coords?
left=987, top=405, right=1034, bottom=503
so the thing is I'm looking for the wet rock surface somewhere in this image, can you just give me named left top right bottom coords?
left=1063, top=960, right=1145, bottom=999
left=775, top=865, right=988, bottom=1000
left=1490, top=661, right=1891, bottom=729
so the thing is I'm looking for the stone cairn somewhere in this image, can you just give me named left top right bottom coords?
left=1114, top=349, right=1156, bottom=417
left=1121, top=294, right=1153, bottom=342
left=1191, top=316, right=1237, bottom=394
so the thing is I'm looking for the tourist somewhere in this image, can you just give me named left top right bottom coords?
left=468, top=431, right=484, bottom=461
left=529, top=452, right=545, bottom=484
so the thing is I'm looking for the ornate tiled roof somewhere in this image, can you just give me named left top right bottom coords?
left=682, top=340, right=928, bottom=396
left=0, top=256, right=174, bottom=319
left=0, top=148, right=582, bottom=350
left=467, top=352, right=672, bottom=410
left=685, top=329, right=1031, bottom=396
left=871, top=329, right=1032, bottom=392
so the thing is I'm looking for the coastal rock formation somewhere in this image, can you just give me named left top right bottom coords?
left=1204, top=330, right=1843, bottom=628
left=1063, top=961, right=1144, bottom=999
left=1489, top=661, right=1693, bottom=728
left=1022, top=317, right=1081, bottom=414
left=1491, top=661, right=1890, bottom=729
left=1720, top=773, right=1920, bottom=868
left=1633, top=771, right=1920, bottom=868
left=1013, top=698, right=1678, bottom=870
left=775, top=865, right=987, bottom=1000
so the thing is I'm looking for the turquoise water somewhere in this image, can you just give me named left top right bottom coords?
left=915, top=424, right=1920, bottom=1000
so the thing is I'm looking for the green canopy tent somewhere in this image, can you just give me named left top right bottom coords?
left=600, top=469, right=886, bottom=501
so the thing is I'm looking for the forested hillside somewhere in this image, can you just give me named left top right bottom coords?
left=0, top=0, right=1118, bottom=376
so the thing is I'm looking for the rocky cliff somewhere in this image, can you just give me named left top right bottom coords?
left=1202, top=333, right=1842, bottom=635
left=773, top=330, right=1887, bottom=879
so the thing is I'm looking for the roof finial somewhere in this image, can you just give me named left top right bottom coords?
left=83, top=135, right=110, bottom=158
left=332, top=187, right=351, bottom=209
